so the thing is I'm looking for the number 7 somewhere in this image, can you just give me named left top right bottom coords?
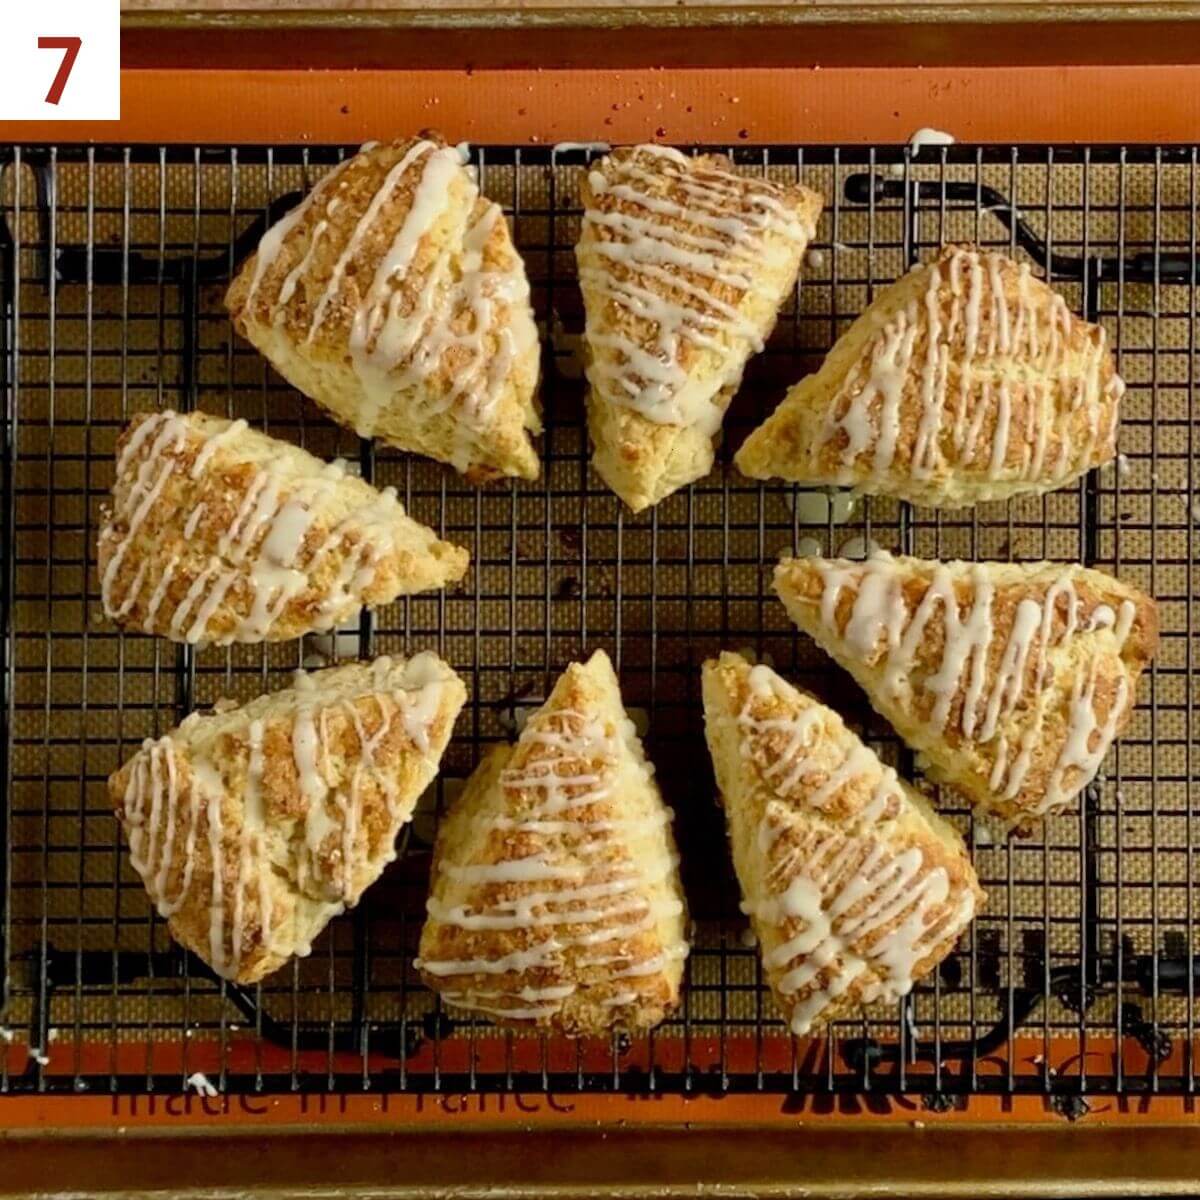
left=38, top=36, right=83, bottom=106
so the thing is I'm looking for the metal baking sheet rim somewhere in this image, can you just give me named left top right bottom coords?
left=118, top=2, right=1200, bottom=31
left=4, top=1122, right=1200, bottom=1197
left=3, top=43, right=1200, bottom=1194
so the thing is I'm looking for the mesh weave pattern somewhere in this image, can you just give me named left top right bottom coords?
left=1, top=144, right=1196, bottom=1097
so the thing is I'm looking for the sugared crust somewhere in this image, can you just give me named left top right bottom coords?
left=578, top=145, right=822, bottom=512
left=774, top=554, right=1158, bottom=832
left=225, top=137, right=541, bottom=482
left=736, top=244, right=1124, bottom=507
left=702, top=652, right=982, bottom=1034
left=418, top=649, right=688, bottom=1035
left=98, top=410, right=468, bottom=646
left=109, top=654, right=466, bottom=983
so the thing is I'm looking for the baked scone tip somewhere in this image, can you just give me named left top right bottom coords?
left=99, top=409, right=469, bottom=646
left=227, top=138, right=541, bottom=481
left=417, top=650, right=689, bottom=1034
left=703, top=653, right=981, bottom=1035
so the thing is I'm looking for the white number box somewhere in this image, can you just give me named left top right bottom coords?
left=0, top=0, right=119, bottom=121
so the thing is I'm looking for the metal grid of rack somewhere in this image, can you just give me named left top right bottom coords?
left=0, top=143, right=1196, bottom=1101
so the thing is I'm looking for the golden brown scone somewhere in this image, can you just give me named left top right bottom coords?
left=417, top=649, right=688, bottom=1035
left=736, top=244, right=1124, bottom=507
left=98, top=409, right=468, bottom=646
left=702, top=652, right=982, bottom=1036
left=109, top=653, right=466, bottom=983
left=577, top=145, right=822, bottom=511
left=774, top=553, right=1158, bottom=833
left=225, top=138, right=541, bottom=481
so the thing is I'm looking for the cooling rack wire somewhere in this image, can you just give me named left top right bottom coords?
left=0, top=143, right=1197, bottom=1105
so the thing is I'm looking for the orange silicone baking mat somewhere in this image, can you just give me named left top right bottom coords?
left=1, top=58, right=1199, bottom=1140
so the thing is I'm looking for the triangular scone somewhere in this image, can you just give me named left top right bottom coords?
left=774, top=553, right=1158, bottom=832
left=736, top=245, right=1124, bottom=507
left=702, top=652, right=981, bottom=1036
left=417, top=650, right=688, bottom=1034
left=577, top=145, right=822, bottom=511
left=98, top=409, right=469, bottom=646
left=225, top=137, right=541, bottom=481
left=109, top=654, right=466, bottom=983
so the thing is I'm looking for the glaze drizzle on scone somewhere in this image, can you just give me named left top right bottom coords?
left=577, top=145, right=822, bottom=510
left=774, top=552, right=1158, bottom=831
left=111, top=654, right=466, bottom=983
left=737, top=245, right=1124, bottom=507
left=581, top=145, right=816, bottom=431
left=226, top=138, right=541, bottom=480
left=417, top=651, right=688, bottom=1034
left=703, top=653, right=981, bottom=1036
left=98, top=409, right=468, bottom=645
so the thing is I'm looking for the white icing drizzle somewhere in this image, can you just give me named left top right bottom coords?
left=243, top=158, right=356, bottom=313
left=123, top=737, right=201, bottom=919
left=116, top=657, right=448, bottom=978
left=101, top=410, right=428, bottom=646
left=739, top=666, right=902, bottom=820
left=907, top=127, right=956, bottom=152
left=551, top=141, right=612, bottom=157
left=417, top=702, right=687, bottom=1022
left=245, top=139, right=535, bottom=470
left=733, top=663, right=975, bottom=1036
left=182, top=502, right=206, bottom=540
left=811, top=552, right=1140, bottom=818
left=186, top=1072, right=219, bottom=1098
left=818, top=247, right=1122, bottom=486
left=580, top=144, right=813, bottom=433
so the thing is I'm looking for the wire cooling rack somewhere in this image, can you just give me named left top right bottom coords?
left=0, top=143, right=1197, bottom=1103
